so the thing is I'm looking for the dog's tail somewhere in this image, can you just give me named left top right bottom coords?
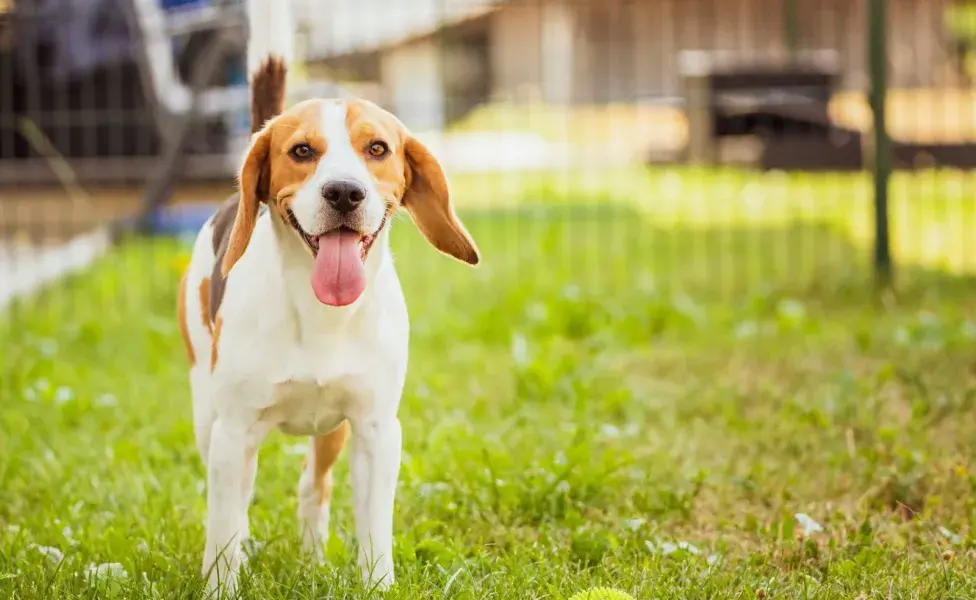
left=247, top=0, right=291, bottom=134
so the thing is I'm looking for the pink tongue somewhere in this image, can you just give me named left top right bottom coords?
left=311, top=229, right=366, bottom=306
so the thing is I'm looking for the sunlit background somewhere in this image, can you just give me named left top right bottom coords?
left=3, top=1, right=976, bottom=598
left=3, top=0, right=976, bottom=297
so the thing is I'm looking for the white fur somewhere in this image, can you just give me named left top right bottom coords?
left=247, top=0, right=294, bottom=75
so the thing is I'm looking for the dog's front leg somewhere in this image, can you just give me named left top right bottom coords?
left=349, top=414, right=402, bottom=590
left=203, top=418, right=252, bottom=596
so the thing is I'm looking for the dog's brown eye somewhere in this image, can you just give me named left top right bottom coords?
left=368, top=141, right=389, bottom=158
left=291, top=144, right=313, bottom=160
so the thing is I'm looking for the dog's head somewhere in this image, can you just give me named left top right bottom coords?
left=221, top=98, right=479, bottom=307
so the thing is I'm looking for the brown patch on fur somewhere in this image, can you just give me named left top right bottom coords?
left=177, top=271, right=195, bottom=364
left=199, top=276, right=212, bottom=333
left=345, top=100, right=408, bottom=207
left=209, top=195, right=238, bottom=321
left=220, top=55, right=290, bottom=278
left=210, top=316, right=223, bottom=372
left=211, top=195, right=239, bottom=255
left=222, top=101, right=330, bottom=276
left=223, top=138, right=268, bottom=278
left=402, top=135, right=480, bottom=265
left=273, top=192, right=296, bottom=223
left=250, top=56, right=288, bottom=135
left=313, top=421, right=350, bottom=504
left=345, top=98, right=479, bottom=265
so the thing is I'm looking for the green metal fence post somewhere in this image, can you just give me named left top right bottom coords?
left=785, top=0, right=799, bottom=60
left=869, top=0, right=893, bottom=288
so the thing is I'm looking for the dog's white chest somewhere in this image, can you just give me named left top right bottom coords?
left=261, top=330, right=387, bottom=436
left=266, top=379, right=354, bottom=436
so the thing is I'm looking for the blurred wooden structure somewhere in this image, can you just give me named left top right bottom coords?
left=679, top=49, right=864, bottom=170
left=305, top=0, right=955, bottom=131
left=679, top=47, right=976, bottom=171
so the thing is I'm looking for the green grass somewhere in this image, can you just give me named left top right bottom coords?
left=948, top=2, right=976, bottom=42
left=453, top=166, right=976, bottom=277
left=3, top=168, right=976, bottom=598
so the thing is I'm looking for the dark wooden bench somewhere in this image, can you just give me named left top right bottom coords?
left=680, top=51, right=866, bottom=170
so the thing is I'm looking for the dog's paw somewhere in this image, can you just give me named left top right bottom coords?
left=359, top=557, right=395, bottom=592
left=301, top=542, right=328, bottom=566
left=204, top=570, right=239, bottom=600
left=300, top=529, right=330, bottom=566
left=202, top=551, right=242, bottom=600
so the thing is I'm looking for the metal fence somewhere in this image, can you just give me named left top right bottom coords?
left=1, top=0, right=975, bottom=312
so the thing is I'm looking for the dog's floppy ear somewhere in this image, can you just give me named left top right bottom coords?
left=222, top=128, right=272, bottom=277
left=402, top=136, right=480, bottom=265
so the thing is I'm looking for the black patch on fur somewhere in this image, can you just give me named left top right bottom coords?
left=209, top=195, right=239, bottom=322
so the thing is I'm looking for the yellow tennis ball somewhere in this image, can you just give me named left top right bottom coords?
left=568, top=588, right=635, bottom=600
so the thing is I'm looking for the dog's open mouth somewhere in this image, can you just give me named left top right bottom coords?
left=285, top=209, right=388, bottom=307
left=284, top=209, right=385, bottom=263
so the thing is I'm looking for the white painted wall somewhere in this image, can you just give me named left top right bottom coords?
left=380, top=39, right=446, bottom=131
left=489, top=3, right=542, bottom=102
left=300, top=0, right=951, bottom=112
left=540, top=1, right=574, bottom=104
left=298, top=0, right=505, bottom=59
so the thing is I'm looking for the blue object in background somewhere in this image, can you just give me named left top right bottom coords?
left=145, top=203, right=268, bottom=238
left=146, top=203, right=221, bottom=236
left=160, top=0, right=211, bottom=10
left=13, top=0, right=137, bottom=85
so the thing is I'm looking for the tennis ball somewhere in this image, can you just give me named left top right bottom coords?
left=568, top=587, right=636, bottom=600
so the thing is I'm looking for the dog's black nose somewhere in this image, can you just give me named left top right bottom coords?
left=321, top=181, right=366, bottom=214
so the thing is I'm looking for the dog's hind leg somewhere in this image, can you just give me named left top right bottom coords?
left=298, top=421, right=350, bottom=559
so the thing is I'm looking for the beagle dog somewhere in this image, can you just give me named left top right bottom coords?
left=177, top=0, right=479, bottom=593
